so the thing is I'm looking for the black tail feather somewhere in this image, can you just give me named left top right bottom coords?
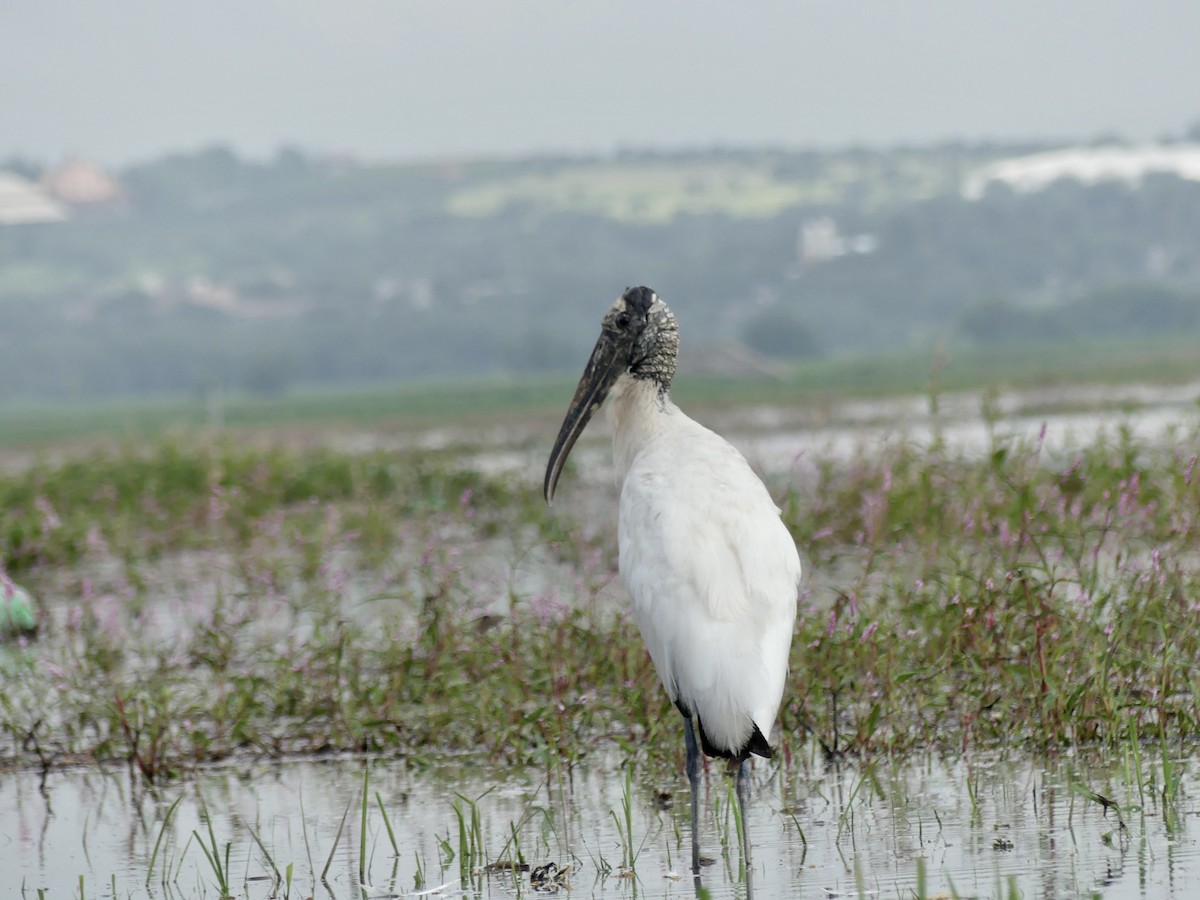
left=677, top=701, right=773, bottom=763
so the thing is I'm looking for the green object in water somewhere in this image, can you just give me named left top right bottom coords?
left=2, top=582, right=37, bottom=636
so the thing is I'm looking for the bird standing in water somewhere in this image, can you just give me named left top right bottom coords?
left=545, top=286, right=801, bottom=881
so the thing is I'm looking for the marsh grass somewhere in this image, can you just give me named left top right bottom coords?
left=358, top=767, right=369, bottom=884
left=610, top=763, right=639, bottom=873
left=194, top=809, right=233, bottom=899
left=2, top=415, right=1200, bottom=780
left=321, top=799, right=351, bottom=882
left=145, top=794, right=182, bottom=887
left=781, top=420, right=1200, bottom=758
left=9, top=747, right=1195, bottom=899
left=451, top=789, right=488, bottom=884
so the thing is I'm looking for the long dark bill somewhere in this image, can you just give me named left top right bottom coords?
left=544, top=332, right=625, bottom=504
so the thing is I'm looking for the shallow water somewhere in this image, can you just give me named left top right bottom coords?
left=4, top=747, right=1197, bottom=899
left=495, top=383, right=1200, bottom=507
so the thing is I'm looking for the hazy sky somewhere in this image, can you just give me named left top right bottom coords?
left=3, top=0, right=1199, bottom=166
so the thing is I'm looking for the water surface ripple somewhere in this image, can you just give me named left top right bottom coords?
left=3, top=748, right=1196, bottom=898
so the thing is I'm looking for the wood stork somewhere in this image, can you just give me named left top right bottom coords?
left=544, top=286, right=801, bottom=878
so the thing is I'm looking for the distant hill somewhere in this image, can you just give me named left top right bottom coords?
left=2, top=139, right=1199, bottom=402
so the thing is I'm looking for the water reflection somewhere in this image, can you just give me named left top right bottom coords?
left=2, top=747, right=1195, bottom=898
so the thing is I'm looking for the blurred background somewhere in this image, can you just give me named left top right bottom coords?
left=2, top=0, right=1199, bottom=406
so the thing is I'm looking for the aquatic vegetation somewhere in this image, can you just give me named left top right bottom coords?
left=194, top=810, right=234, bottom=899
left=780, top=420, right=1200, bottom=758
left=9, top=749, right=1196, bottom=899
left=1, top=415, right=1199, bottom=781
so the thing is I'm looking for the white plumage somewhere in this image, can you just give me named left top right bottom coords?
left=608, top=372, right=800, bottom=756
left=544, top=286, right=801, bottom=882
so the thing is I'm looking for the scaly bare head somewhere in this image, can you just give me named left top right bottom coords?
left=544, top=286, right=678, bottom=503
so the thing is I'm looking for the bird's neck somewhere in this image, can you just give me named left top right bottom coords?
left=606, top=372, right=675, bottom=485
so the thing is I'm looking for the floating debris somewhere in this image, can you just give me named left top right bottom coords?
left=530, top=862, right=572, bottom=891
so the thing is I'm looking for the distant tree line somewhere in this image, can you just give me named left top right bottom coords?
left=2, top=144, right=1200, bottom=400
left=958, top=283, right=1200, bottom=347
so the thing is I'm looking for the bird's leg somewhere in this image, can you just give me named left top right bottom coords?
left=735, top=757, right=754, bottom=891
left=682, top=715, right=701, bottom=875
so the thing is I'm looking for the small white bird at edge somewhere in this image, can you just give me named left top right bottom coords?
left=544, top=285, right=801, bottom=886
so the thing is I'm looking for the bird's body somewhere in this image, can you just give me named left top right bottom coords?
left=608, top=373, right=800, bottom=760
left=545, top=286, right=801, bottom=885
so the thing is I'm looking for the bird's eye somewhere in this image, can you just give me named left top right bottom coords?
left=615, top=312, right=631, bottom=330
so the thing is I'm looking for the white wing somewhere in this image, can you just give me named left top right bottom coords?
left=618, top=415, right=800, bottom=754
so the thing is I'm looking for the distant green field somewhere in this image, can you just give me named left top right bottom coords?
left=447, top=162, right=816, bottom=222
left=445, top=154, right=978, bottom=222
left=1, top=338, right=1197, bottom=451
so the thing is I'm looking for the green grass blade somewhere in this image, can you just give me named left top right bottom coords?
left=145, top=794, right=183, bottom=888
left=322, top=798, right=354, bottom=883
